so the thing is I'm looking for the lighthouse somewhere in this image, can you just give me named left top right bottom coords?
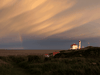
left=79, top=40, right=81, bottom=49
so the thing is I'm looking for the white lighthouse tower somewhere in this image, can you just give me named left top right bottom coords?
left=79, top=40, right=81, bottom=49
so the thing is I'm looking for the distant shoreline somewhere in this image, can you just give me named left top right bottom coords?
left=0, top=49, right=62, bottom=56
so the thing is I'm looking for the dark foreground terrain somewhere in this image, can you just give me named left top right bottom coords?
left=0, top=46, right=100, bottom=75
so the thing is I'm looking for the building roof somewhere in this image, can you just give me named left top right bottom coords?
left=71, top=43, right=77, bottom=46
left=45, top=54, right=48, bottom=55
left=53, top=52, right=59, bottom=56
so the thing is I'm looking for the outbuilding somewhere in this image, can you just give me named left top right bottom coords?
left=45, top=54, right=49, bottom=57
left=70, top=43, right=78, bottom=50
left=53, top=52, right=60, bottom=56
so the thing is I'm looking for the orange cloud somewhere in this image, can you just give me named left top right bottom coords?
left=0, top=0, right=47, bottom=23
left=0, top=0, right=16, bottom=9
left=0, top=0, right=100, bottom=43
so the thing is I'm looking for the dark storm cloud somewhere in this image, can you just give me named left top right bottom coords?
left=22, top=38, right=86, bottom=49
left=0, top=42, right=23, bottom=49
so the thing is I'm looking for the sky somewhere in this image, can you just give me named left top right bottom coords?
left=0, top=0, right=100, bottom=50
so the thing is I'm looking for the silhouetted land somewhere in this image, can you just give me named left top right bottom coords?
left=0, top=46, right=100, bottom=75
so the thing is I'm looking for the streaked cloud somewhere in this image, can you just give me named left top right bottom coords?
left=0, top=0, right=100, bottom=49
